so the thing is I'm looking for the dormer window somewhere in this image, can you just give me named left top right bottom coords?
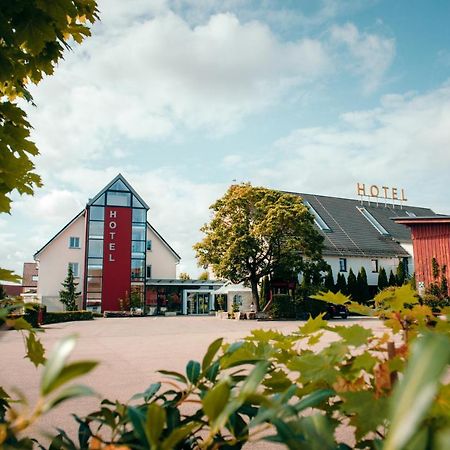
left=303, top=200, right=331, bottom=232
left=357, top=207, right=390, bottom=236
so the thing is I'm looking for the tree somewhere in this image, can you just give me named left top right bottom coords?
left=377, top=267, right=388, bottom=291
left=357, top=267, right=370, bottom=304
left=194, top=184, right=324, bottom=311
left=198, top=271, right=209, bottom=281
left=396, top=259, right=407, bottom=286
left=336, top=272, right=347, bottom=295
left=0, top=1, right=98, bottom=282
left=179, top=272, right=191, bottom=280
left=323, top=266, right=335, bottom=292
left=388, top=269, right=397, bottom=286
left=347, top=268, right=357, bottom=300
left=259, top=275, right=271, bottom=310
left=0, top=283, right=5, bottom=300
left=59, top=266, right=80, bottom=311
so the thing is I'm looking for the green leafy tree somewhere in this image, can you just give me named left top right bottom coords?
left=198, top=271, right=209, bottom=281
left=388, top=269, right=397, bottom=286
left=357, top=267, right=370, bottom=304
left=336, top=272, right=347, bottom=295
left=59, top=266, right=80, bottom=311
left=0, top=0, right=98, bottom=283
left=194, top=184, right=324, bottom=311
left=179, top=272, right=191, bottom=280
left=323, top=265, right=335, bottom=292
left=396, top=259, right=408, bottom=286
left=378, top=267, right=389, bottom=291
left=347, top=268, right=357, bottom=300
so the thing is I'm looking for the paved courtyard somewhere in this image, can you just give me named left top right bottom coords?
left=1, top=316, right=385, bottom=447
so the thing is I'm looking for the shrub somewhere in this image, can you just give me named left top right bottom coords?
left=43, top=310, right=93, bottom=324
left=270, top=294, right=295, bottom=318
left=422, top=294, right=450, bottom=313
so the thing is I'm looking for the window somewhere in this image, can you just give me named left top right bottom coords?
left=146, top=240, right=152, bottom=251
left=146, top=265, right=152, bottom=279
left=89, top=221, right=104, bottom=239
left=357, top=207, right=390, bottom=236
left=303, top=200, right=332, bottom=232
left=89, top=206, right=104, bottom=221
left=107, top=191, right=131, bottom=207
left=32, top=275, right=38, bottom=282
left=68, top=262, right=79, bottom=277
left=88, top=239, right=103, bottom=257
left=339, top=258, right=347, bottom=272
left=132, top=208, right=146, bottom=223
left=69, top=236, right=80, bottom=248
left=371, top=259, right=379, bottom=273
left=131, top=259, right=145, bottom=279
left=132, top=224, right=146, bottom=241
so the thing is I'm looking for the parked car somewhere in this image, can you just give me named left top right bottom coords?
left=325, top=304, right=348, bottom=319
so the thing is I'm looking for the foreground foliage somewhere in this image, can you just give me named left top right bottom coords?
left=1, top=286, right=450, bottom=449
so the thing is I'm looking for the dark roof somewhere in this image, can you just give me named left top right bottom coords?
left=22, top=263, right=38, bottom=287
left=293, top=193, right=438, bottom=258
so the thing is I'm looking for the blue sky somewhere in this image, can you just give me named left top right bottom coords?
left=2, top=0, right=450, bottom=278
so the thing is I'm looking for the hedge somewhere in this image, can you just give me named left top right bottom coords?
left=270, top=294, right=296, bottom=319
left=43, top=311, right=93, bottom=324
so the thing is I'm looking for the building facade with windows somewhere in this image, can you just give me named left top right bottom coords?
left=295, top=192, right=438, bottom=287
left=34, top=174, right=181, bottom=312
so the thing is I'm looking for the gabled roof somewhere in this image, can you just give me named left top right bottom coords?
left=291, top=192, right=438, bottom=258
left=34, top=211, right=85, bottom=259
left=87, top=173, right=150, bottom=210
left=147, top=222, right=181, bottom=261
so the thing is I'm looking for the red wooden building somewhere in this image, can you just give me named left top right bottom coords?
left=394, top=216, right=450, bottom=295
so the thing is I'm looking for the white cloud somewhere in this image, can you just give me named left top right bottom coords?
left=26, top=9, right=330, bottom=176
left=256, top=82, right=450, bottom=213
left=329, top=22, right=395, bottom=93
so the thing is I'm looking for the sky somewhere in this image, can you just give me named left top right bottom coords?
left=2, top=0, right=450, bottom=279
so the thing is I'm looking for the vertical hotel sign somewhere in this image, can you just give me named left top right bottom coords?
left=102, top=207, right=132, bottom=311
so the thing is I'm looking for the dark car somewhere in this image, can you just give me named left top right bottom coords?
left=325, top=304, right=348, bottom=319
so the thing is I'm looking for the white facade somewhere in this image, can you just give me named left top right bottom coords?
left=325, top=255, right=409, bottom=285
left=36, top=213, right=86, bottom=311
left=34, top=214, right=180, bottom=311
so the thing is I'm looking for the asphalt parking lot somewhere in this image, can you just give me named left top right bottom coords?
left=1, top=316, right=385, bottom=448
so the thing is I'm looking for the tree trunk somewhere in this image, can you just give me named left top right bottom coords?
left=250, top=278, right=260, bottom=312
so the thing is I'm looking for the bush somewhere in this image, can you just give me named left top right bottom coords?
left=43, top=310, right=93, bottom=324
left=270, top=294, right=295, bottom=318
left=24, top=304, right=46, bottom=327
left=422, top=294, right=450, bottom=313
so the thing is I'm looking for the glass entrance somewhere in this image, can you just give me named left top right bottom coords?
left=187, top=292, right=211, bottom=315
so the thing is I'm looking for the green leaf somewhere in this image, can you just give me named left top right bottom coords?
left=298, top=314, right=328, bottom=335
left=43, top=385, right=96, bottom=411
left=205, top=360, right=220, bottom=382
left=145, top=402, right=166, bottom=447
left=311, top=290, right=350, bottom=305
left=294, top=389, right=334, bottom=413
left=13, top=317, right=33, bottom=331
left=161, top=422, right=198, bottom=450
left=186, top=360, right=201, bottom=384
left=202, top=337, right=223, bottom=371
left=384, top=333, right=450, bottom=450
left=0, top=268, right=21, bottom=283
left=352, top=352, right=378, bottom=372
left=41, top=335, right=77, bottom=395
left=44, top=361, right=98, bottom=394
left=333, top=324, right=373, bottom=347
left=25, top=331, right=46, bottom=367
left=202, top=380, right=231, bottom=423
left=240, top=361, right=270, bottom=398
left=157, top=369, right=188, bottom=384
left=128, top=406, right=147, bottom=444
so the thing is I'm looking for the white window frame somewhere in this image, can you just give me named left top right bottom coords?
left=69, top=236, right=80, bottom=249
left=69, top=262, right=79, bottom=277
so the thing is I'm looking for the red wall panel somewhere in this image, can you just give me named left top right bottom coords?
left=411, top=224, right=450, bottom=294
left=102, top=207, right=132, bottom=311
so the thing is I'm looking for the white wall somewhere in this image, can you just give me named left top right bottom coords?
left=36, top=214, right=86, bottom=311
left=146, top=226, right=179, bottom=279
left=325, top=255, right=404, bottom=285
